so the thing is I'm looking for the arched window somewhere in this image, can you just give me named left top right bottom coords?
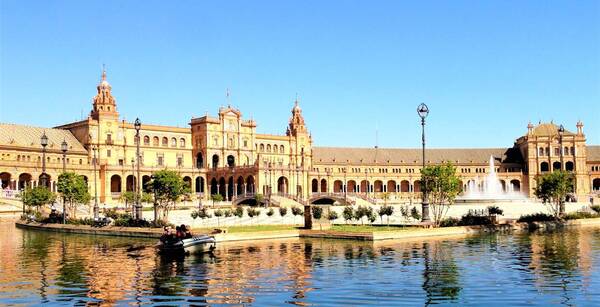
left=180, top=138, right=186, bottom=148
left=212, top=154, right=219, bottom=168
left=540, top=162, right=549, bottom=172
left=273, top=145, right=278, bottom=153
left=143, top=135, right=150, bottom=146
left=538, top=148, right=544, bottom=156
left=260, top=144, right=265, bottom=152
left=227, top=155, right=235, bottom=167
left=171, top=137, right=177, bottom=147
left=267, top=144, right=271, bottom=152
left=162, top=137, right=168, bottom=147
left=153, top=136, right=159, bottom=146
left=565, top=161, right=574, bottom=171
left=280, top=145, right=285, bottom=153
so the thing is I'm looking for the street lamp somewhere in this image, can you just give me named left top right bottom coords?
left=134, top=118, right=142, bottom=220
left=92, top=145, right=99, bottom=220
left=558, top=124, right=564, bottom=171
left=40, top=132, right=49, bottom=188
left=61, top=139, right=68, bottom=224
left=417, top=103, right=431, bottom=223
left=61, top=140, right=68, bottom=172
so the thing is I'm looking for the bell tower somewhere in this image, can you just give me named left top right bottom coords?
left=287, top=99, right=308, bottom=137
left=90, top=68, right=119, bottom=120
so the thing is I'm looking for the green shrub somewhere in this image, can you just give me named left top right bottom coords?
left=487, top=206, right=504, bottom=216
left=214, top=209, right=224, bottom=217
left=564, top=211, right=597, bottom=220
left=458, top=212, right=492, bottom=226
left=342, top=207, right=354, bottom=223
left=440, top=217, right=460, bottom=227
left=234, top=206, right=244, bottom=218
left=247, top=207, right=261, bottom=218
left=410, top=207, right=421, bottom=220
left=291, top=206, right=303, bottom=216
left=267, top=208, right=274, bottom=217
left=311, top=206, right=323, bottom=219
left=279, top=207, right=288, bottom=217
left=211, top=194, right=224, bottom=202
left=223, top=210, right=232, bottom=218
left=112, top=217, right=151, bottom=227
left=327, top=210, right=339, bottom=221
left=517, top=213, right=556, bottom=223
left=590, top=205, right=600, bottom=214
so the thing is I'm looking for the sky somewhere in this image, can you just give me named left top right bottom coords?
left=1, top=0, right=598, bottom=148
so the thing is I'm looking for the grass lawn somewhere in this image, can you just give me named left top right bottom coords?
left=330, top=224, right=416, bottom=233
left=193, top=224, right=299, bottom=233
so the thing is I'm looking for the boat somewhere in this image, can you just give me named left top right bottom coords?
left=157, top=235, right=216, bottom=255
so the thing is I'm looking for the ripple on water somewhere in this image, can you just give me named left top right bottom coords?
left=1, top=223, right=600, bottom=305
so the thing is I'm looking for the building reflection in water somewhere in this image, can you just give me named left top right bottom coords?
left=1, top=222, right=600, bottom=306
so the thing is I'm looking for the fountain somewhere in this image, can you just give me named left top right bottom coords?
left=456, top=155, right=526, bottom=203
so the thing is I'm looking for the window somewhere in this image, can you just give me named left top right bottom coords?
left=162, top=137, right=168, bottom=147
left=243, top=139, right=248, bottom=148
left=538, top=148, right=543, bottom=156
left=118, top=159, right=124, bottom=166
left=180, top=138, right=186, bottom=148
left=107, top=149, right=111, bottom=157
left=177, top=155, right=183, bottom=167
left=260, top=144, right=265, bottom=152
left=153, top=136, right=159, bottom=146
left=79, top=159, right=82, bottom=165
left=106, top=133, right=112, bottom=143
left=554, top=147, right=560, bottom=156
left=570, top=147, right=575, bottom=155
left=267, top=144, right=271, bottom=152
left=213, top=136, right=218, bottom=146
left=157, top=154, right=164, bottom=166
left=273, top=145, right=278, bottom=153
left=144, top=136, right=150, bottom=146
left=280, top=145, right=284, bottom=153
left=171, top=137, right=177, bottom=147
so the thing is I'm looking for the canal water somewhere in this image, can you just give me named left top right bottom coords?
left=1, top=221, right=599, bottom=306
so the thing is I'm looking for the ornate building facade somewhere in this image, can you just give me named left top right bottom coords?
left=1, top=70, right=599, bottom=205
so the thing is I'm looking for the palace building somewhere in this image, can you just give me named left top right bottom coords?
left=1, top=70, right=599, bottom=206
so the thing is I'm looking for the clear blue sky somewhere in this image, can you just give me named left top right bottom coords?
left=1, top=0, right=598, bottom=148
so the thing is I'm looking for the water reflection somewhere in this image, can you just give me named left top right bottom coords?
left=1, top=221, right=600, bottom=306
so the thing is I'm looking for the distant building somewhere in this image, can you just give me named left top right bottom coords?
left=1, top=70, right=599, bottom=205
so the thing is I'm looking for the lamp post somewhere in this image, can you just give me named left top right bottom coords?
left=134, top=118, right=142, bottom=220
left=558, top=124, right=565, bottom=216
left=558, top=124, right=564, bottom=170
left=92, top=145, right=99, bottom=220
left=61, top=140, right=68, bottom=173
left=61, top=140, right=68, bottom=224
left=40, top=132, right=49, bottom=188
left=417, top=103, right=431, bottom=223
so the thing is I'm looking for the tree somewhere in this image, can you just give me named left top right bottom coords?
left=255, top=194, right=264, bottom=206
left=148, top=170, right=186, bottom=221
left=291, top=206, right=303, bottom=224
left=120, top=191, right=136, bottom=210
left=421, top=163, right=461, bottom=226
left=327, top=210, right=339, bottom=222
left=535, top=170, right=574, bottom=218
left=21, top=186, right=55, bottom=212
left=57, top=172, right=90, bottom=219
left=342, top=206, right=354, bottom=224
left=267, top=208, right=274, bottom=217
left=377, top=205, right=394, bottom=226
left=214, top=209, right=223, bottom=226
left=311, top=206, right=323, bottom=220
left=279, top=207, right=288, bottom=224
left=211, top=194, right=224, bottom=207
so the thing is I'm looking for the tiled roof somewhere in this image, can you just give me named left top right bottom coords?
left=588, top=145, right=600, bottom=161
left=0, top=123, right=87, bottom=153
left=531, top=123, right=575, bottom=137
left=313, top=147, right=524, bottom=165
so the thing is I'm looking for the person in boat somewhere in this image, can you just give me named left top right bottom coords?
left=184, top=225, right=192, bottom=238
